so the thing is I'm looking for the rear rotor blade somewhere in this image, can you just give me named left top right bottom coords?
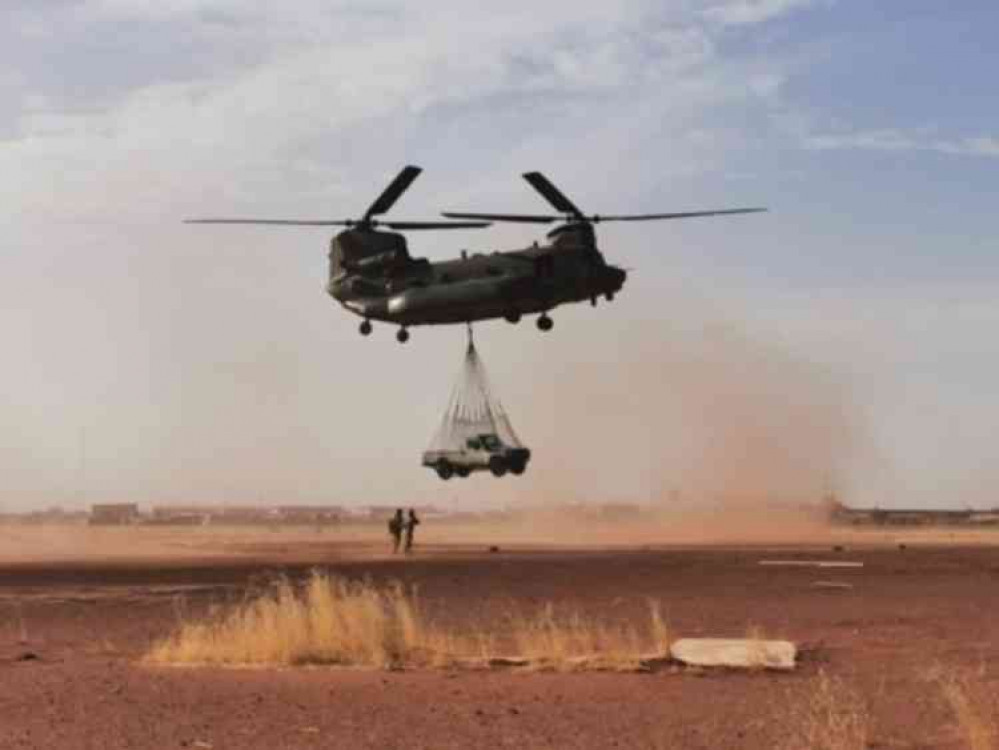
left=363, top=165, right=423, bottom=220
left=522, top=172, right=583, bottom=217
left=441, top=212, right=556, bottom=224
left=386, top=220, right=491, bottom=230
left=184, top=218, right=354, bottom=226
left=592, top=208, right=767, bottom=222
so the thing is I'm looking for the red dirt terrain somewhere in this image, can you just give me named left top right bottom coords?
left=1, top=526, right=997, bottom=749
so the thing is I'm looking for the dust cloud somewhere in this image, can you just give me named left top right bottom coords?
left=497, top=312, right=867, bottom=521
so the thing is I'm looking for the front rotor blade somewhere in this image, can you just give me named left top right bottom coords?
left=184, top=218, right=354, bottom=226
left=522, top=172, right=583, bottom=217
left=364, top=165, right=423, bottom=219
left=386, top=220, right=491, bottom=230
left=594, top=208, right=767, bottom=222
left=441, top=212, right=556, bottom=224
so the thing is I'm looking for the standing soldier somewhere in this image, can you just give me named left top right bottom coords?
left=388, top=508, right=404, bottom=554
left=404, top=508, right=420, bottom=554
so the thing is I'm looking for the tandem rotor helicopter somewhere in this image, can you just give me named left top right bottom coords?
left=187, top=166, right=765, bottom=343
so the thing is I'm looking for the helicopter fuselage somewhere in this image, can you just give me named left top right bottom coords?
left=186, top=164, right=761, bottom=341
left=326, top=223, right=626, bottom=328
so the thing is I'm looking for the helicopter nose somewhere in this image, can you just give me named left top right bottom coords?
left=608, top=266, right=626, bottom=291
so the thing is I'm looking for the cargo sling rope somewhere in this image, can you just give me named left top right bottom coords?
left=426, top=325, right=525, bottom=453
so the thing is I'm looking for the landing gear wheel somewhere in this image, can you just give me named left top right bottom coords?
left=396, top=327, right=410, bottom=344
left=537, top=314, right=554, bottom=332
left=436, top=462, right=453, bottom=480
left=504, top=311, right=522, bottom=324
left=359, top=320, right=372, bottom=336
left=456, top=467, right=470, bottom=479
left=489, top=456, right=508, bottom=477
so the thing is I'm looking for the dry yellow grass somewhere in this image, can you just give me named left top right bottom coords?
left=149, top=573, right=440, bottom=668
left=783, top=670, right=868, bottom=750
left=148, top=571, right=671, bottom=670
left=932, top=667, right=997, bottom=750
left=510, top=600, right=671, bottom=671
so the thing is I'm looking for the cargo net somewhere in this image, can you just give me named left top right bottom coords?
left=427, top=332, right=524, bottom=452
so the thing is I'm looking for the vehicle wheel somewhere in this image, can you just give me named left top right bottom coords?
left=605, top=292, right=615, bottom=302
left=489, top=456, right=508, bottom=477
left=396, top=327, right=410, bottom=343
left=436, top=462, right=453, bottom=480
left=504, top=311, right=521, bottom=324
left=456, top=467, right=470, bottom=478
left=359, top=320, right=372, bottom=336
left=537, top=314, right=553, bottom=332
left=510, top=462, right=526, bottom=476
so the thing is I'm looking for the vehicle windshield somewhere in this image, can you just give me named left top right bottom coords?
left=465, top=437, right=482, bottom=450
left=479, top=434, right=501, bottom=451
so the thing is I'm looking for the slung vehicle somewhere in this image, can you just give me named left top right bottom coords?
left=186, top=166, right=765, bottom=343
left=422, top=432, right=531, bottom=480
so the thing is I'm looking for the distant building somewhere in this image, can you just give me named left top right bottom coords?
left=359, top=505, right=401, bottom=520
left=89, top=503, right=140, bottom=525
left=828, top=502, right=986, bottom=527
left=970, top=512, right=999, bottom=526
left=274, top=506, right=344, bottom=524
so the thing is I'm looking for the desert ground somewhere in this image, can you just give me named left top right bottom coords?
left=1, top=517, right=997, bottom=750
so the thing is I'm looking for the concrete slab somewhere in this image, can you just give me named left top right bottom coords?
left=811, top=580, right=854, bottom=590
left=670, top=638, right=796, bottom=671
left=759, top=560, right=863, bottom=568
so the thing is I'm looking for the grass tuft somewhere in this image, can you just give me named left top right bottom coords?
left=148, top=571, right=672, bottom=671
left=783, top=670, right=868, bottom=750
left=149, top=573, right=435, bottom=668
left=932, top=667, right=996, bottom=750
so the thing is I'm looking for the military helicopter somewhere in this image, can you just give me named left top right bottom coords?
left=187, top=166, right=765, bottom=343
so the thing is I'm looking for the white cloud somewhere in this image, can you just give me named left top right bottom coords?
left=2, top=0, right=797, bottom=226
left=937, top=136, right=999, bottom=157
left=803, top=128, right=999, bottom=158
left=703, top=0, right=821, bottom=26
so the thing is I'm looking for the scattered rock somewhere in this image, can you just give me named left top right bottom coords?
left=638, top=653, right=672, bottom=671
left=796, top=640, right=829, bottom=664
left=488, top=546, right=500, bottom=553
left=485, top=656, right=530, bottom=668
left=16, top=651, right=40, bottom=662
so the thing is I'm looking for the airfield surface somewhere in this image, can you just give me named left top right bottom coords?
left=1, top=522, right=997, bottom=749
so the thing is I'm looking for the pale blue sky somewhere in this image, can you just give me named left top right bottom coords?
left=2, top=1, right=997, bottom=510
